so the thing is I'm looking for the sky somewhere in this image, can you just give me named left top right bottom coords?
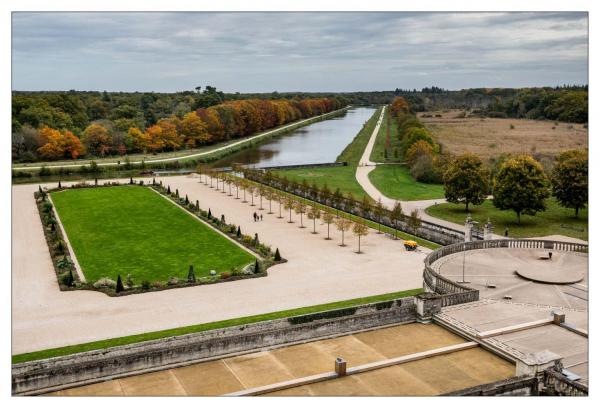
left=11, top=12, right=588, bottom=93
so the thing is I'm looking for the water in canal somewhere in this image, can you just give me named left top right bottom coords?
left=213, top=107, right=376, bottom=168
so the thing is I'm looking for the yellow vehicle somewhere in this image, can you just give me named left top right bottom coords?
left=403, top=240, right=418, bottom=251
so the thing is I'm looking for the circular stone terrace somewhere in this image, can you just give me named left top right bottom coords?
left=425, top=240, right=588, bottom=310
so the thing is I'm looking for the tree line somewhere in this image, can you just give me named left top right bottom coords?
left=234, top=165, right=424, bottom=242
left=442, top=150, right=587, bottom=222
left=12, top=94, right=344, bottom=162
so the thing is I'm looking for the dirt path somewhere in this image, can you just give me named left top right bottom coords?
left=12, top=175, right=429, bottom=354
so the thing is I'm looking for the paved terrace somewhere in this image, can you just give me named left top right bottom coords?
left=48, top=323, right=515, bottom=396
left=12, top=175, right=428, bottom=354
left=431, top=246, right=588, bottom=387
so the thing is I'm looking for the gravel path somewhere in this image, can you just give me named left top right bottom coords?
left=12, top=175, right=429, bottom=354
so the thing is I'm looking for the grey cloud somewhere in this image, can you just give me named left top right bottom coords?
left=11, top=12, right=588, bottom=92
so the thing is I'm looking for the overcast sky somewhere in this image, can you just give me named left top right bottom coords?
left=12, top=12, right=588, bottom=92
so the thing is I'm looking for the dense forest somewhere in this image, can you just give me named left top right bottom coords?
left=12, top=87, right=347, bottom=162
left=12, top=85, right=587, bottom=163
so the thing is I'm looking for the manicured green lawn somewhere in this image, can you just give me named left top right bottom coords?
left=273, top=165, right=371, bottom=201
left=425, top=198, right=588, bottom=241
left=370, top=108, right=403, bottom=163
left=50, top=185, right=255, bottom=283
left=12, top=288, right=422, bottom=364
left=368, top=165, right=445, bottom=201
left=336, top=107, right=382, bottom=165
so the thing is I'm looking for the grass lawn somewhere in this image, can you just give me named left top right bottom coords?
left=368, top=165, right=445, bottom=201
left=272, top=165, right=371, bottom=201
left=12, top=288, right=422, bottom=364
left=425, top=198, right=588, bottom=241
left=336, top=107, right=382, bottom=165
left=370, top=107, right=403, bottom=163
left=50, top=185, right=255, bottom=283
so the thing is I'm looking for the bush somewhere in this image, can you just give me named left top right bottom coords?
left=126, top=274, right=134, bottom=288
left=116, top=274, right=124, bottom=293
left=221, top=272, right=231, bottom=279
left=410, top=154, right=441, bottom=183
left=60, top=270, right=74, bottom=287
left=141, top=280, right=151, bottom=290
left=167, top=276, right=179, bottom=286
left=93, top=277, right=117, bottom=289
left=151, top=281, right=163, bottom=288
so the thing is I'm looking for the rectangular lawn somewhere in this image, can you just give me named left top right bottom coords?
left=50, top=185, right=255, bottom=283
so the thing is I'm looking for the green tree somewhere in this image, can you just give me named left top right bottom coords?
left=322, top=212, right=335, bottom=240
left=443, top=153, right=490, bottom=212
left=407, top=209, right=422, bottom=239
left=373, top=198, right=384, bottom=234
left=352, top=221, right=369, bottom=254
left=390, top=201, right=403, bottom=240
left=493, top=155, right=550, bottom=223
left=307, top=205, right=321, bottom=234
left=551, top=150, right=588, bottom=217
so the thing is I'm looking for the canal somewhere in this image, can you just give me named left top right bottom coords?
left=213, top=106, right=376, bottom=168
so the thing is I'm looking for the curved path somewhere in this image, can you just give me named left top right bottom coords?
left=13, top=107, right=349, bottom=171
left=354, top=107, right=465, bottom=232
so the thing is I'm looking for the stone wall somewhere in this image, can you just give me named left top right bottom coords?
left=444, top=375, right=539, bottom=396
left=13, top=297, right=417, bottom=395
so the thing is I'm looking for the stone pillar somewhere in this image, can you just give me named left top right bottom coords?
left=516, top=351, right=562, bottom=378
left=335, top=358, right=347, bottom=376
left=415, top=293, right=442, bottom=323
left=464, top=214, right=473, bottom=242
left=484, top=218, right=494, bottom=240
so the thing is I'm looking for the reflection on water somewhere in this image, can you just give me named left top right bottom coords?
left=214, top=107, right=376, bottom=168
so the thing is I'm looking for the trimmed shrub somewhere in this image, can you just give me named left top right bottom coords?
left=188, top=265, right=196, bottom=283
left=116, top=274, right=124, bottom=293
left=254, top=258, right=260, bottom=274
left=167, top=276, right=179, bottom=286
left=141, top=280, right=151, bottom=290
left=274, top=248, right=281, bottom=261
left=236, top=226, right=241, bottom=237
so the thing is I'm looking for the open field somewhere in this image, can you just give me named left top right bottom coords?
left=51, top=185, right=255, bottom=283
left=368, top=165, right=445, bottom=201
left=419, top=110, right=588, bottom=160
left=425, top=198, right=588, bottom=241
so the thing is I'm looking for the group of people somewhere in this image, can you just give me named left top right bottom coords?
left=253, top=212, right=263, bottom=222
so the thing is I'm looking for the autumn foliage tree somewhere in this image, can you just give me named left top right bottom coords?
left=82, top=123, right=112, bottom=157
left=37, top=126, right=85, bottom=160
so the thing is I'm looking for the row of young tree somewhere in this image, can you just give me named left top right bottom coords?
left=442, top=149, right=588, bottom=222
left=229, top=165, right=424, bottom=241
left=200, top=168, right=422, bottom=253
left=12, top=96, right=344, bottom=162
